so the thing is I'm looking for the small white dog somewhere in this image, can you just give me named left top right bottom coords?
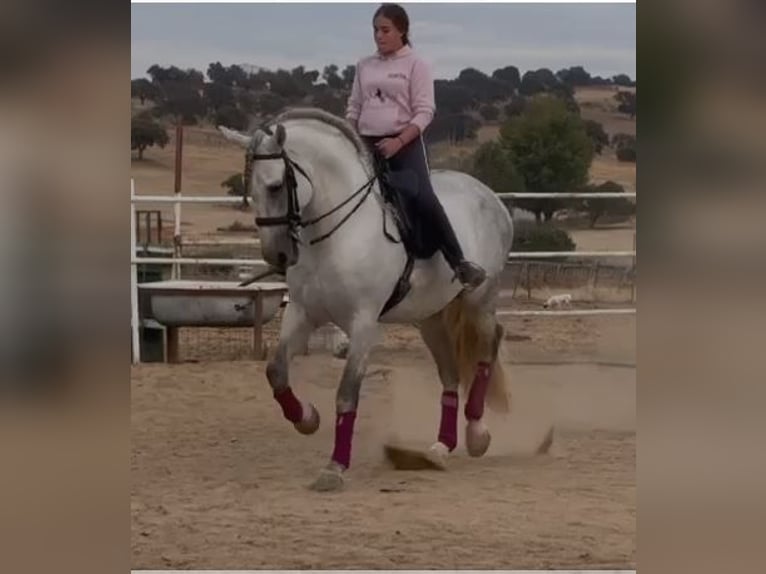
left=543, top=293, right=572, bottom=309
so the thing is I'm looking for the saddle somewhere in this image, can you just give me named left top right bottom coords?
left=374, top=158, right=441, bottom=318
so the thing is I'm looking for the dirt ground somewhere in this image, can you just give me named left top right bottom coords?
left=131, top=316, right=635, bottom=570
left=131, top=86, right=635, bottom=569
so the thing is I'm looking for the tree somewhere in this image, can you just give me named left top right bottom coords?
left=257, top=92, right=287, bottom=116
left=584, top=119, right=609, bottom=154
left=291, top=66, right=321, bottom=91
left=612, top=74, right=635, bottom=87
left=146, top=65, right=206, bottom=123
left=147, top=65, right=204, bottom=90
left=207, top=62, right=227, bottom=85
left=504, top=96, right=528, bottom=118
left=131, top=115, right=169, bottom=160
left=221, top=173, right=249, bottom=208
left=312, top=86, right=346, bottom=115
left=236, top=91, right=260, bottom=116
left=227, top=64, right=248, bottom=87
left=491, top=65, right=521, bottom=93
left=434, top=80, right=476, bottom=114
left=455, top=67, right=508, bottom=102
left=323, top=64, right=344, bottom=90
left=155, top=82, right=206, bottom=123
left=500, top=96, right=594, bottom=222
left=269, top=69, right=306, bottom=99
left=131, top=78, right=159, bottom=105
left=204, top=82, right=235, bottom=113
left=519, top=68, right=559, bottom=96
left=613, top=133, right=636, bottom=162
left=549, top=82, right=579, bottom=114
left=214, top=105, right=248, bottom=131
left=615, top=90, right=636, bottom=118
left=512, top=224, right=575, bottom=254
left=426, top=112, right=480, bottom=145
left=556, top=66, right=592, bottom=86
left=304, top=69, right=320, bottom=86
left=612, top=133, right=636, bottom=149
left=590, top=75, right=612, bottom=86
left=479, top=104, right=499, bottom=121
left=341, top=65, right=356, bottom=90
left=580, top=180, right=635, bottom=227
left=616, top=146, right=637, bottom=162
left=243, top=71, right=268, bottom=91
left=207, top=62, right=247, bottom=87
left=471, top=141, right=526, bottom=198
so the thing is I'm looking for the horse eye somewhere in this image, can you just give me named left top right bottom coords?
left=266, top=182, right=283, bottom=194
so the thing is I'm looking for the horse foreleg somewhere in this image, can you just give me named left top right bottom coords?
left=310, top=317, right=379, bottom=492
left=266, top=303, right=320, bottom=435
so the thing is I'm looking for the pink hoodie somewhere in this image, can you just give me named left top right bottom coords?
left=345, top=45, right=436, bottom=137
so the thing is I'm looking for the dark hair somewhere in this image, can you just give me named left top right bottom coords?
left=374, top=3, right=411, bottom=46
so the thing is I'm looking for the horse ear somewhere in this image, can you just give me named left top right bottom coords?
left=275, top=124, right=286, bottom=147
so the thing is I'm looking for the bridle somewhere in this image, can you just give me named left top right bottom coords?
left=245, top=131, right=378, bottom=248
left=248, top=149, right=310, bottom=245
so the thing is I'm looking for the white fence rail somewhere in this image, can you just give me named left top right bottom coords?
left=130, top=181, right=636, bottom=363
left=131, top=257, right=266, bottom=267
left=498, top=308, right=636, bottom=317
left=130, top=191, right=636, bottom=262
left=497, top=192, right=635, bottom=198
left=509, top=250, right=634, bottom=259
left=133, top=195, right=244, bottom=204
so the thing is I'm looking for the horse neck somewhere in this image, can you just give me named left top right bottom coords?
left=288, top=124, right=378, bottom=243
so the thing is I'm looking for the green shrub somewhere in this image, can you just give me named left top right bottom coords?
left=512, top=223, right=575, bottom=253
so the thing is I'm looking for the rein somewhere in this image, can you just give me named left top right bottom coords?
left=247, top=142, right=377, bottom=247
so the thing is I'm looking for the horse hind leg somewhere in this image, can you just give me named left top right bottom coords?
left=444, top=299, right=510, bottom=458
left=464, top=312, right=503, bottom=456
left=418, top=311, right=461, bottom=469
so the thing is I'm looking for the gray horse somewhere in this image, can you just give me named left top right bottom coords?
left=220, top=108, right=513, bottom=491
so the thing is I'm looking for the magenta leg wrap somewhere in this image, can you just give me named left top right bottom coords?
left=274, top=386, right=303, bottom=424
left=331, top=411, right=357, bottom=469
left=464, top=361, right=492, bottom=421
left=438, top=391, right=459, bottom=451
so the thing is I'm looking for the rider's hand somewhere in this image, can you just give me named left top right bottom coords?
left=375, top=137, right=403, bottom=159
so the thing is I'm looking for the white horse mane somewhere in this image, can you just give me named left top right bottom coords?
left=270, top=107, right=372, bottom=168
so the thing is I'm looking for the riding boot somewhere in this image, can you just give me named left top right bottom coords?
left=423, top=190, right=487, bottom=291
left=453, top=260, right=487, bottom=291
left=363, top=134, right=487, bottom=291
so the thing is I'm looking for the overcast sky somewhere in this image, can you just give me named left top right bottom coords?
left=131, top=2, right=635, bottom=82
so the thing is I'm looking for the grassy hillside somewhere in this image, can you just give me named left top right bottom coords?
left=429, top=86, right=636, bottom=192
left=131, top=86, right=636, bottom=240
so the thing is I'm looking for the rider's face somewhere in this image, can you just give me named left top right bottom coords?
left=374, top=16, right=404, bottom=55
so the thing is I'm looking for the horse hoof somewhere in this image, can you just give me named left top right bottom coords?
left=309, top=463, right=345, bottom=492
left=294, top=402, right=320, bottom=435
left=466, top=420, right=491, bottom=457
left=424, top=442, right=449, bottom=470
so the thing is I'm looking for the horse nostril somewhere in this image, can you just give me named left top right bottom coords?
left=277, top=252, right=287, bottom=265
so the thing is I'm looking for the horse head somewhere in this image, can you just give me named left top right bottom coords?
left=219, top=123, right=310, bottom=269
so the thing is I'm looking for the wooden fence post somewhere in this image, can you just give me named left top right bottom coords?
left=525, top=262, right=531, bottom=300
left=631, top=232, right=636, bottom=303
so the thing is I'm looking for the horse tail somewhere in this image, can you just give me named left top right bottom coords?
left=442, top=296, right=511, bottom=414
